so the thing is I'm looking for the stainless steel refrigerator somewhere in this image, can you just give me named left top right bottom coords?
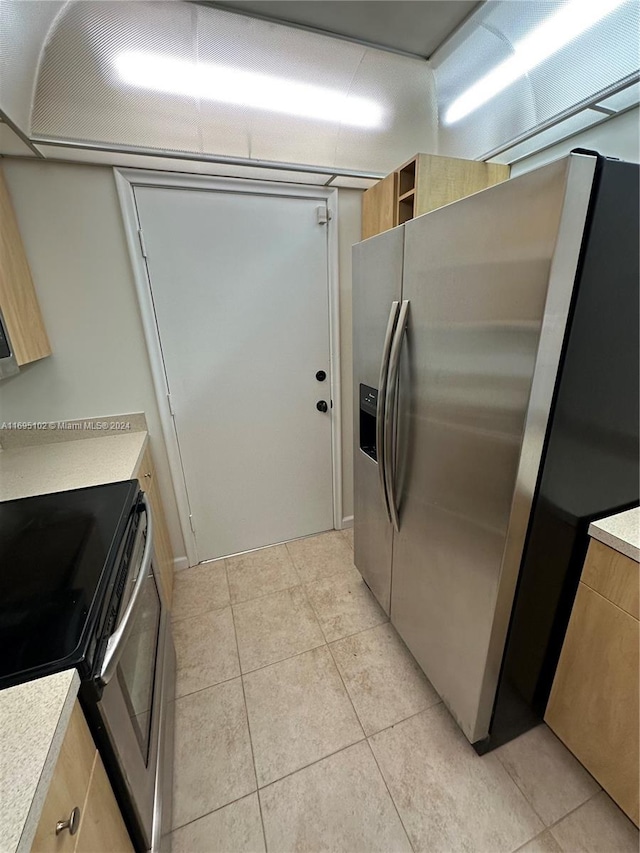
left=352, top=151, right=639, bottom=749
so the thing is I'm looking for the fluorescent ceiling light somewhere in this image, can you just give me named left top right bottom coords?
left=444, top=0, right=628, bottom=124
left=115, top=50, right=384, bottom=129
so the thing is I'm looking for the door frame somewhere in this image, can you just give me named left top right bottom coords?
left=114, top=167, right=342, bottom=566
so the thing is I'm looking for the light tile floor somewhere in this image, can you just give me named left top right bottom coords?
left=170, top=529, right=639, bottom=853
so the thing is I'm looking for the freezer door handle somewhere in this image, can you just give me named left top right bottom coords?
left=385, top=299, right=410, bottom=533
left=377, top=301, right=400, bottom=523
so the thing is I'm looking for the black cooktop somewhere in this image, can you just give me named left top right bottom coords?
left=0, top=481, right=140, bottom=690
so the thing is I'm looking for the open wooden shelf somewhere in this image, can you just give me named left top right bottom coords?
left=398, top=195, right=415, bottom=225
left=398, top=158, right=416, bottom=197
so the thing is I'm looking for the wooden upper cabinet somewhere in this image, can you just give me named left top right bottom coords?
left=408, top=153, right=510, bottom=220
left=361, top=153, right=510, bottom=240
left=135, top=442, right=175, bottom=606
left=0, top=165, right=51, bottom=365
left=361, top=172, right=398, bottom=241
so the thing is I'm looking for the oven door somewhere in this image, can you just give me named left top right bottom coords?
left=90, top=496, right=174, bottom=851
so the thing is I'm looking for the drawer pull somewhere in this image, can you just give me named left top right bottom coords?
left=144, top=472, right=152, bottom=479
left=56, top=807, right=80, bottom=836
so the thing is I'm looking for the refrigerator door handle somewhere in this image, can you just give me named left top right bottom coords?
left=377, top=301, right=400, bottom=523
left=385, top=299, right=410, bottom=532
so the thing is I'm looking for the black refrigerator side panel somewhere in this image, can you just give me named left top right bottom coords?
left=489, top=158, right=640, bottom=747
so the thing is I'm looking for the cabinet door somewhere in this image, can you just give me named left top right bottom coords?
left=0, top=166, right=51, bottom=365
left=74, top=754, right=133, bottom=853
left=361, top=172, right=397, bottom=240
left=135, top=443, right=174, bottom=605
left=546, top=582, right=639, bottom=825
left=32, top=705, right=96, bottom=853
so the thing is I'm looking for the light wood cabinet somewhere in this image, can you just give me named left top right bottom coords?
left=32, top=703, right=133, bottom=853
left=361, top=172, right=398, bottom=241
left=0, top=165, right=51, bottom=365
left=398, top=153, right=510, bottom=224
left=135, top=443, right=174, bottom=605
left=73, top=754, right=133, bottom=853
left=545, top=539, right=639, bottom=826
left=361, top=153, right=510, bottom=240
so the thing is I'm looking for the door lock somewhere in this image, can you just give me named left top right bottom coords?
left=316, top=400, right=328, bottom=413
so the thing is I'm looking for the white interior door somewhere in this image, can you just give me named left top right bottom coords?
left=134, top=186, right=334, bottom=561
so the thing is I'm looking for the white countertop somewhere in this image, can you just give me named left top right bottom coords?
left=0, top=671, right=79, bottom=853
left=0, top=431, right=147, bottom=502
left=0, top=420, right=149, bottom=852
left=589, top=507, right=640, bottom=562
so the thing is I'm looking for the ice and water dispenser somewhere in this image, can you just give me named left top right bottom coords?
left=359, top=384, right=378, bottom=461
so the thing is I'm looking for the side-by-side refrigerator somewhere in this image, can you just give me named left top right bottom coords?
left=352, top=152, right=639, bottom=749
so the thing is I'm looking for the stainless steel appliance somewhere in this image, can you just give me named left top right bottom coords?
left=352, top=152, right=639, bottom=749
left=0, top=481, right=175, bottom=851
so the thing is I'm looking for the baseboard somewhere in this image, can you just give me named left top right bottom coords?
left=173, top=555, right=190, bottom=572
left=341, top=515, right=354, bottom=528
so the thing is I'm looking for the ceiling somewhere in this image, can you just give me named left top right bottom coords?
left=203, top=1, right=480, bottom=58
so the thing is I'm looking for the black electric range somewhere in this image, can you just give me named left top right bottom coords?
left=0, top=480, right=142, bottom=690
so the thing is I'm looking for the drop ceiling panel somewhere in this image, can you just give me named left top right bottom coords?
left=31, top=0, right=437, bottom=174
left=434, top=0, right=640, bottom=160
left=0, top=0, right=65, bottom=130
left=33, top=2, right=202, bottom=152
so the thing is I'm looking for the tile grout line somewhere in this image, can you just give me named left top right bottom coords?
left=366, top=738, right=417, bottom=853
left=495, top=742, right=604, bottom=843
left=534, top=788, right=611, bottom=850
left=297, top=560, right=391, bottom=648
left=500, top=757, right=610, bottom=853
left=171, top=601, right=230, bottom=624
left=174, top=599, right=411, bottom=710
left=225, top=562, right=269, bottom=853
left=366, top=701, right=444, bottom=741
left=494, top=749, right=552, bottom=832
left=257, top=736, right=368, bottom=792
left=285, top=538, right=359, bottom=588
left=298, top=578, right=331, bottom=645
left=228, top=560, right=356, bottom=609
left=170, top=791, right=260, bottom=836
left=256, top=691, right=444, bottom=795
left=175, top=670, right=241, bottom=702
left=239, top=638, right=328, bottom=677
left=324, top=639, right=416, bottom=853
left=228, top=547, right=303, bottom=607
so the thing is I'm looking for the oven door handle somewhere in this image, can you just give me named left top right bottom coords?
left=98, top=494, right=154, bottom=686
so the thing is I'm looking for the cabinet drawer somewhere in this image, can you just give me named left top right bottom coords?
left=31, top=705, right=96, bottom=852
left=581, top=539, right=638, bottom=618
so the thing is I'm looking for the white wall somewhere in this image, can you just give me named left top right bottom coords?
left=510, top=107, right=640, bottom=176
left=0, top=160, right=186, bottom=559
left=0, top=160, right=361, bottom=559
